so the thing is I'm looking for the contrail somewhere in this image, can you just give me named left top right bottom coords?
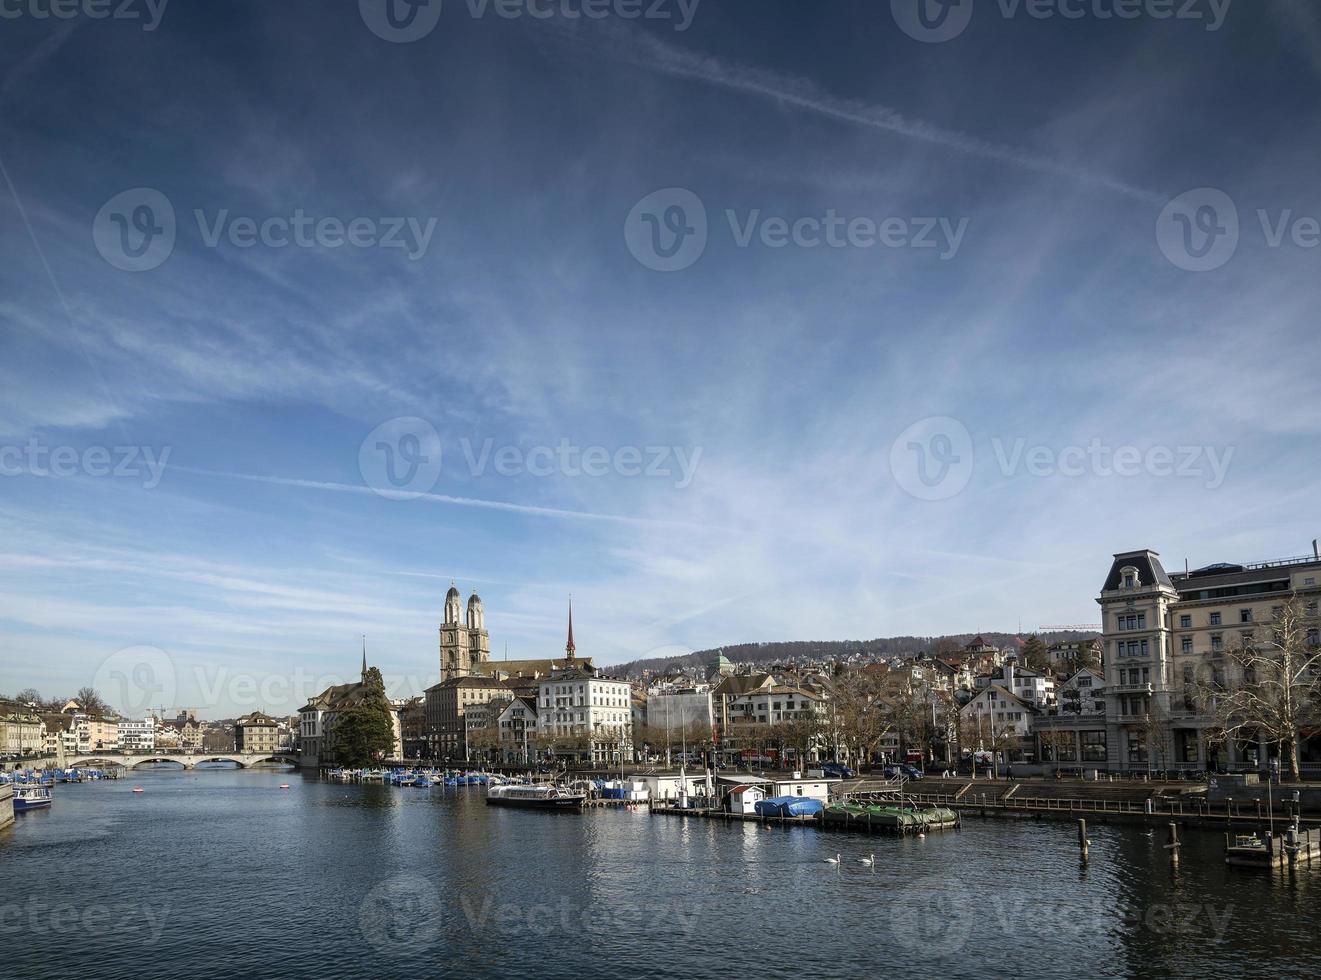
left=561, top=22, right=1164, bottom=204
left=171, top=465, right=718, bottom=531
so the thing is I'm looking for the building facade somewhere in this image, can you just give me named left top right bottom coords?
left=117, top=716, right=156, bottom=753
left=1090, top=548, right=1321, bottom=774
left=235, top=712, right=281, bottom=754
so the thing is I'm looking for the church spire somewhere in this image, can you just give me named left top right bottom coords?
left=361, top=635, right=367, bottom=679
left=565, top=596, right=576, bottom=661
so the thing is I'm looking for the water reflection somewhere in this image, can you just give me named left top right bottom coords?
left=2, top=769, right=1319, bottom=980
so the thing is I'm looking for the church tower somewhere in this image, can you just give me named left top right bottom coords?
left=439, top=583, right=470, bottom=681
left=438, top=584, right=491, bottom=680
left=466, top=592, right=490, bottom=670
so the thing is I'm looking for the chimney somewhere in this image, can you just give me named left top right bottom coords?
left=1003, top=658, right=1014, bottom=691
left=1313, top=539, right=1318, bottom=560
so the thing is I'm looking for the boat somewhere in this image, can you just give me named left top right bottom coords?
left=13, top=785, right=53, bottom=812
left=485, top=783, right=586, bottom=810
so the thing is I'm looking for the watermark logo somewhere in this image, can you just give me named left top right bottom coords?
left=0, top=439, right=171, bottom=489
left=359, top=875, right=444, bottom=954
left=93, top=189, right=438, bottom=268
left=888, top=878, right=973, bottom=955
left=359, top=417, right=444, bottom=500
left=625, top=189, right=969, bottom=271
left=1157, top=187, right=1239, bottom=272
left=0, top=0, right=169, bottom=30
left=92, top=645, right=177, bottom=719
left=0, top=899, right=171, bottom=942
left=93, top=188, right=176, bottom=272
left=891, top=0, right=1231, bottom=42
left=891, top=0, right=974, bottom=43
left=890, top=419, right=1235, bottom=499
left=625, top=187, right=708, bottom=272
left=359, top=0, right=699, bottom=41
left=890, top=416, right=975, bottom=501
left=359, top=0, right=444, bottom=42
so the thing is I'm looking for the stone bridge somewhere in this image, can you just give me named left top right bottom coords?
left=67, top=752, right=299, bottom=770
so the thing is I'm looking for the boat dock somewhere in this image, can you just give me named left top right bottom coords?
left=650, top=800, right=960, bottom=837
left=1225, top=825, right=1321, bottom=869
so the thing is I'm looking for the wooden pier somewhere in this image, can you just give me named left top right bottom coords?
left=1225, top=825, right=1321, bottom=869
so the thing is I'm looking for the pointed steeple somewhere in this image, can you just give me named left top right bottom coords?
left=565, top=596, right=576, bottom=661
left=361, top=635, right=368, bottom=680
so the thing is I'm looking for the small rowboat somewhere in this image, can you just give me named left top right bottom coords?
left=132, top=787, right=144, bottom=794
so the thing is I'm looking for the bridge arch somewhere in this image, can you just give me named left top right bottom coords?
left=128, top=757, right=188, bottom=770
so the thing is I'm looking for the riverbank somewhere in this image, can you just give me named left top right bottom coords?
left=0, top=783, right=12, bottom=830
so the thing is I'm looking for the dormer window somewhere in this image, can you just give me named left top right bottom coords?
left=1120, top=566, right=1139, bottom=589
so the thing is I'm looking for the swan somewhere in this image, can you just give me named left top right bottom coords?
left=825, top=853, right=841, bottom=865
left=859, top=854, right=875, bottom=866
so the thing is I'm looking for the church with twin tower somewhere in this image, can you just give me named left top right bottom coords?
left=438, top=584, right=490, bottom=681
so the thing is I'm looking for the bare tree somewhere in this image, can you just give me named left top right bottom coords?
left=75, top=687, right=109, bottom=717
left=1037, top=729, right=1077, bottom=777
left=1202, top=595, right=1321, bottom=781
left=830, top=671, right=894, bottom=770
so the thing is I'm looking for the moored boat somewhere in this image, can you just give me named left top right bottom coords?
left=13, top=785, right=53, bottom=812
left=485, top=783, right=585, bottom=810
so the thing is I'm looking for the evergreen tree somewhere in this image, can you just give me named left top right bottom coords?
left=1021, top=635, right=1051, bottom=673
left=332, top=667, right=396, bottom=767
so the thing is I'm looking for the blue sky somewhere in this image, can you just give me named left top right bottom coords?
left=2, top=0, right=1320, bottom=717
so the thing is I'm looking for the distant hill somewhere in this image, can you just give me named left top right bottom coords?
left=614, top=631, right=1100, bottom=678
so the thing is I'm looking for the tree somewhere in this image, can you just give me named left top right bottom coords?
left=15, top=688, right=41, bottom=707
left=331, top=668, right=396, bottom=768
left=1021, top=636, right=1051, bottom=673
left=75, top=687, right=109, bottom=717
left=1202, top=595, right=1321, bottom=782
left=829, top=671, right=894, bottom=769
left=1037, top=730, right=1077, bottom=776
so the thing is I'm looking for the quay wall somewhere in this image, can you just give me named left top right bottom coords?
left=0, top=784, right=12, bottom=830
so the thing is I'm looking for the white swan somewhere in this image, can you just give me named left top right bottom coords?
left=859, top=854, right=875, bottom=866
left=825, top=853, right=841, bottom=865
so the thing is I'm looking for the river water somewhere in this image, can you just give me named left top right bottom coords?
left=3, top=768, right=1319, bottom=979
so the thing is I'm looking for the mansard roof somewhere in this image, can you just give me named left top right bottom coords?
left=1102, top=550, right=1174, bottom=592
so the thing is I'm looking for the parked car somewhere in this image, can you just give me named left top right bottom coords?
left=901, top=764, right=925, bottom=779
left=820, top=763, right=856, bottom=778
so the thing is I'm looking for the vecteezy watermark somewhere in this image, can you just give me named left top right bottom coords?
left=625, top=188, right=969, bottom=272
left=1159, top=186, right=1321, bottom=272
left=0, top=0, right=169, bottom=30
left=0, top=439, right=171, bottom=489
left=457, top=438, right=702, bottom=488
left=890, top=417, right=1235, bottom=500
left=360, top=876, right=445, bottom=955
left=889, top=0, right=1231, bottom=43
left=93, top=645, right=178, bottom=718
left=358, top=417, right=445, bottom=500
left=888, top=878, right=974, bottom=956
left=359, top=417, right=703, bottom=497
left=0, top=899, right=171, bottom=943
left=92, top=188, right=437, bottom=270
left=358, top=0, right=700, bottom=43
left=458, top=894, right=699, bottom=937
left=889, top=416, right=976, bottom=502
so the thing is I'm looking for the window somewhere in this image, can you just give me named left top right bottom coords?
left=1179, top=614, right=1192, bottom=628
left=1240, top=609, right=1253, bottom=623
left=1081, top=732, right=1106, bottom=762
left=1181, top=637, right=1193, bottom=653
left=1211, top=634, right=1223, bottom=651
left=1210, top=612, right=1222, bottom=626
